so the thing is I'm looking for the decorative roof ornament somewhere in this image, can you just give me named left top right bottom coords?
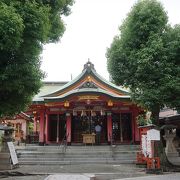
left=79, top=81, right=98, bottom=89
left=83, top=59, right=96, bottom=73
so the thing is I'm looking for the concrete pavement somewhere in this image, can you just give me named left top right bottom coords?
left=0, top=164, right=147, bottom=179
left=114, top=173, right=180, bottom=180
left=43, top=173, right=180, bottom=180
left=0, top=164, right=179, bottom=180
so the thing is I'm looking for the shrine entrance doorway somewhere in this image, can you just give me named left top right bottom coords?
left=112, top=113, right=132, bottom=143
left=48, top=114, right=66, bottom=143
left=71, top=112, right=107, bottom=144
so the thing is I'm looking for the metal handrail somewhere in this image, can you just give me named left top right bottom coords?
left=60, top=133, right=69, bottom=153
left=64, top=133, right=69, bottom=153
left=109, top=133, right=116, bottom=159
left=109, top=133, right=114, bottom=146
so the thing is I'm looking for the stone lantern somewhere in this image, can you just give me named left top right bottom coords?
left=161, top=124, right=178, bottom=156
left=0, top=125, right=14, bottom=152
left=0, top=125, right=17, bottom=170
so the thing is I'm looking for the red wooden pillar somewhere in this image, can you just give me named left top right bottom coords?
left=66, top=113, right=71, bottom=144
left=45, top=113, right=49, bottom=144
left=33, top=116, right=37, bottom=132
left=134, top=108, right=140, bottom=142
left=132, top=108, right=135, bottom=143
left=39, top=110, right=45, bottom=145
left=107, top=112, right=112, bottom=143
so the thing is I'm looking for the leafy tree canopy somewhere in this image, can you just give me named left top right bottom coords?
left=0, top=0, right=73, bottom=117
left=107, top=0, right=180, bottom=123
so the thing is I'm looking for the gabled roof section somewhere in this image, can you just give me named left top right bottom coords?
left=33, top=81, right=68, bottom=102
left=41, top=61, right=129, bottom=99
left=44, top=88, right=130, bottom=102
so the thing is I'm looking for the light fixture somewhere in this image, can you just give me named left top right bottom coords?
left=64, top=101, right=70, bottom=107
left=108, top=100, right=113, bottom=107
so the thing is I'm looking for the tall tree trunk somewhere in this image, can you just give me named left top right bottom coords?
left=151, top=105, right=173, bottom=170
left=151, top=105, right=160, bottom=125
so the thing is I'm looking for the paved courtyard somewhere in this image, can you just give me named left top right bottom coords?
left=0, top=164, right=147, bottom=179
left=0, top=164, right=179, bottom=180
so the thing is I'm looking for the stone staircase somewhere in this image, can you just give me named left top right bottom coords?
left=16, top=144, right=139, bottom=165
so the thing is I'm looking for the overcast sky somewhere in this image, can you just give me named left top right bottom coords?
left=41, top=0, right=180, bottom=82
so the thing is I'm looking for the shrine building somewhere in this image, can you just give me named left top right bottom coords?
left=31, top=61, right=141, bottom=145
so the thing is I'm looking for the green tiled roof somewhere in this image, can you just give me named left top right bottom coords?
left=33, top=81, right=68, bottom=102
left=33, top=61, right=130, bottom=103
left=44, top=88, right=130, bottom=102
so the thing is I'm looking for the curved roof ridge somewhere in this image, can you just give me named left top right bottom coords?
left=41, top=69, right=87, bottom=97
left=91, top=68, right=129, bottom=94
left=40, top=61, right=129, bottom=98
left=44, top=88, right=130, bottom=101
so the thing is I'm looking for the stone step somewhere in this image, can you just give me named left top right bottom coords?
left=18, top=150, right=137, bottom=154
left=19, top=159, right=135, bottom=165
left=17, top=145, right=139, bottom=165
left=18, top=153, right=136, bottom=158
left=66, top=149, right=139, bottom=152
left=66, top=146, right=138, bottom=148
left=17, top=149, right=116, bottom=153
left=18, top=154, right=137, bottom=160
left=16, top=145, right=139, bottom=150
left=18, top=158, right=136, bottom=163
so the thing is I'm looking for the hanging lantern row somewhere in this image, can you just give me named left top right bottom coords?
left=64, top=100, right=113, bottom=107
left=72, top=110, right=106, bottom=117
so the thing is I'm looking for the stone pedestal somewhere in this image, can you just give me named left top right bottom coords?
left=0, top=152, right=13, bottom=170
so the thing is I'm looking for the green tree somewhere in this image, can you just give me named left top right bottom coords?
left=0, top=0, right=73, bottom=116
left=107, top=0, right=180, bottom=124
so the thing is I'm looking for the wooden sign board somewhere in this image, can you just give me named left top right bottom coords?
left=147, top=129, right=160, bottom=141
left=7, top=142, right=18, bottom=165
